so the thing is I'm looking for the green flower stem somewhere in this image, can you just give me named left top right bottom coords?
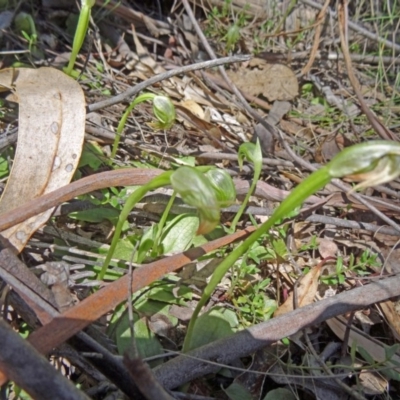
left=230, top=140, right=262, bottom=232
left=65, top=0, right=95, bottom=76
left=111, top=93, right=156, bottom=158
left=182, top=167, right=331, bottom=351
left=98, top=170, right=173, bottom=280
left=152, top=191, right=177, bottom=253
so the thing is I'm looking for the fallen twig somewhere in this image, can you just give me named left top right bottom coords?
left=0, top=318, right=90, bottom=400
left=88, top=55, right=252, bottom=112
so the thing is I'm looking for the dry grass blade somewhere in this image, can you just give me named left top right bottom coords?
left=337, top=0, right=397, bottom=142
left=301, top=0, right=331, bottom=75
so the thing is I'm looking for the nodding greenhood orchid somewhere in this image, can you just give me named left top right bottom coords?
left=182, top=140, right=400, bottom=351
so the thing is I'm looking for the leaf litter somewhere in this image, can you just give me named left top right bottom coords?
left=0, top=0, right=400, bottom=399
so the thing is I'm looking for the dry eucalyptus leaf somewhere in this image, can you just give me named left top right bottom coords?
left=274, top=264, right=321, bottom=317
left=227, top=58, right=298, bottom=102
left=0, top=67, right=85, bottom=251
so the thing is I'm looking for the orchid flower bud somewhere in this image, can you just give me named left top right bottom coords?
left=205, top=169, right=236, bottom=208
left=327, top=141, right=400, bottom=189
left=238, top=142, right=262, bottom=171
left=149, top=95, right=176, bottom=130
left=171, top=167, right=220, bottom=234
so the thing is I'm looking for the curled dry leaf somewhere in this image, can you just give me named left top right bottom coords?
left=0, top=67, right=85, bottom=251
left=227, top=58, right=298, bottom=102
left=317, top=238, right=339, bottom=259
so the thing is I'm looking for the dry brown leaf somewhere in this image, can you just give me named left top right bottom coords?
left=176, top=105, right=222, bottom=140
left=274, top=264, right=321, bottom=317
left=359, top=370, right=387, bottom=395
left=0, top=67, right=85, bottom=251
left=180, top=99, right=205, bottom=120
left=227, top=58, right=298, bottom=102
left=130, top=24, right=162, bottom=73
left=318, top=238, right=339, bottom=259
left=379, top=300, right=400, bottom=341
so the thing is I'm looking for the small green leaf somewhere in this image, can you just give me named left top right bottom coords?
left=112, top=237, right=135, bottom=261
left=137, top=225, right=157, bottom=263
left=161, top=214, right=199, bottom=254
left=69, top=207, right=120, bottom=223
left=78, top=143, right=105, bottom=170
left=135, top=298, right=178, bottom=327
left=115, top=314, right=163, bottom=360
left=384, top=344, right=400, bottom=361
left=357, top=346, right=375, bottom=365
left=381, top=366, right=400, bottom=382
left=224, top=382, right=253, bottom=400
left=262, top=298, right=277, bottom=320
left=263, top=388, right=296, bottom=400
left=147, top=284, right=192, bottom=305
left=272, top=238, right=287, bottom=258
left=0, top=156, right=9, bottom=178
left=223, top=24, right=241, bottom=51
left=187, top=307, right=238, bottom=351
left=14, top=12, right=36, bottom=36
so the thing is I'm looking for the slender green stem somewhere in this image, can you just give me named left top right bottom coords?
left=111, top=102, right=136, bottom=159
left=230, top=168, right=260, bottom=232
left=65, top=1, right=94, bottom=76
left=111, top=93, right=157, bottom=158
left=152, top=192, right=177, bottom=253
left=98, top=171, right=173, bottom=280
left=231, top=140, right=262, bottom=232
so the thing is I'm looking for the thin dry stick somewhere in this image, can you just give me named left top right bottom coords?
left=88, top=55, right=252, bottom=112
left=0, top=318, right=90, bottom=400
left=301, top=0, right=331, bottom=75
left=293, top=284, right=367, bottom=400
left=303, top=332, right=367, bottom=400
left=338, top=0, right=397, bottom=142
left=301, top=0, right=400, bottom=53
